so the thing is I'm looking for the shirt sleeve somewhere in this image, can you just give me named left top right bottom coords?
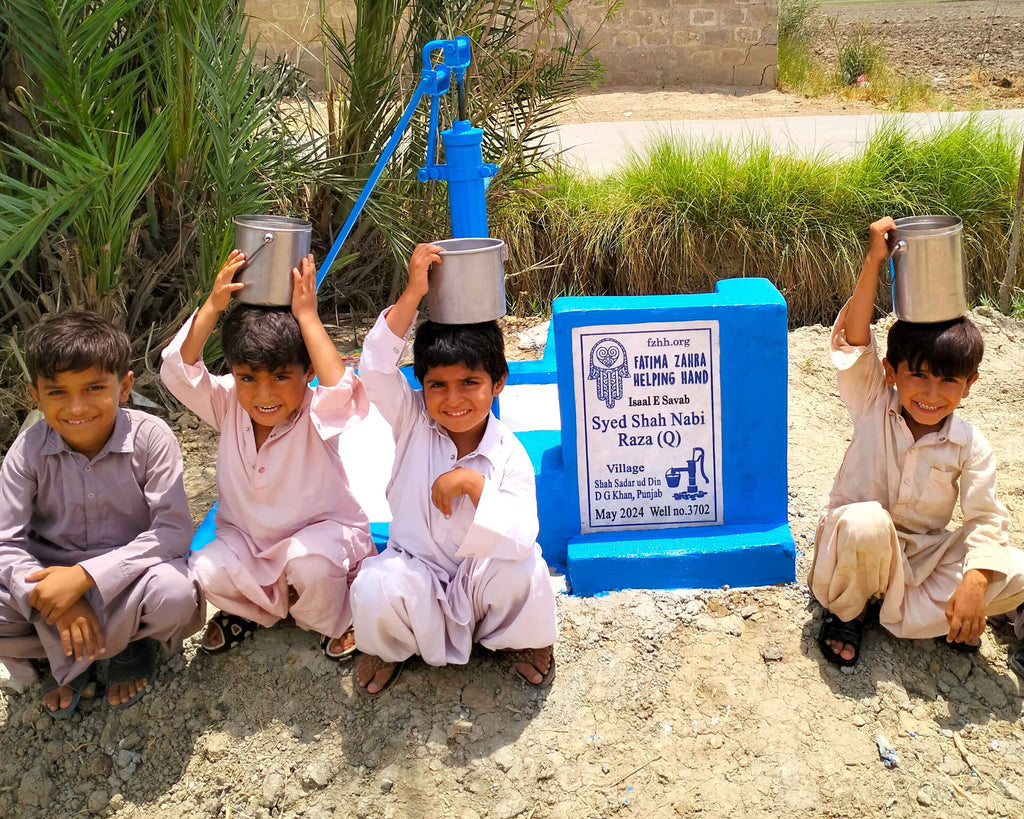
left=830, top=299, right=889, bottom=424
left=357, top=308, right=421, bottom=437
left=454, top=442, right=540, bottom=562
left=159, top=311, right=234, bottom=430
left=309, top=368, right=370, bottom=440
left=0, top=432, right=46, bottom=618
left=959, top=429, right=1012, bottom=574
left=77, top=421, right=193, bottom=604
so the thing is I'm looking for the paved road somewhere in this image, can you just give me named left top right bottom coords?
left=551, top=109, right=1024, bottom=176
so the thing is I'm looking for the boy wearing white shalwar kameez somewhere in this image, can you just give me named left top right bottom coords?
left=350, top=243, right=557, bottom=696
left=809, top=217, right=1024, bottom=668
left=161, top=251, right=374, bottom=661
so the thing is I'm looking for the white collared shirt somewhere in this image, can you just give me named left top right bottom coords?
left=358, top=311, right=540, bottom=580
left=825, top=302, right=1010, bottom=579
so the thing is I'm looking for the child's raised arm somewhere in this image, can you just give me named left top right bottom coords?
left=844, top=217, right=897, bottom=346
left=291, top=253, right=346, bottom=387
left=386, top=243, right=444, bottom=338
left=179, top=249, right=247, bottom=365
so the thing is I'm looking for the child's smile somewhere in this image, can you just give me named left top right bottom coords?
left=883, top=359, right=977, bottom=440
left=422, top=364, right=505, bottom=456
left=232, top=363, right=314, bottom=434
left=30, top=366, right=133, bottom=459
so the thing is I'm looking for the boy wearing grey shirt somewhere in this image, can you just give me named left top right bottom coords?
left=0, top=312, right=203, bottom=716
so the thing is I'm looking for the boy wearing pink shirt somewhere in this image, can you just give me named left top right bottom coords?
left=161, top=251, right=373, bottom=661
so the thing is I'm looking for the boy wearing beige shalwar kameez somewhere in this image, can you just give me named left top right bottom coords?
left=809, top=217, right=1024, bottom=667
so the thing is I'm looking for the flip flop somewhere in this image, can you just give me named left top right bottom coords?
left=320, top=629, right=357, bottom=662
left=199, top=612, right=259, bottom=655
left=1010, top=645, right=1024, bottom=681
left=107, top=638, right=158, bottom=710
left=817, top=611, right=865, bottom=668
left=353, top=653, right=404, bottom=699
left=507, top=646, right=556, bottom=687
left=41, top=664, right=95, bottom=719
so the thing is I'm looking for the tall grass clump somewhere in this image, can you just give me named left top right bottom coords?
left=835, top=24, right=883, bottom=86
left=494, top=116, right=1024, bottom=326
left=777, top=0, right=828, bottom=95
left=779, top=4, right=938, bottom=110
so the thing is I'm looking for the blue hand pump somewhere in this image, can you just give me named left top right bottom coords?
left=315, top=35, right=497, bottom=288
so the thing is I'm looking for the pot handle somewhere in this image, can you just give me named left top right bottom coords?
left=244, top=232, right=275, bottom=266
left=883, top=239, right=907, bottom=286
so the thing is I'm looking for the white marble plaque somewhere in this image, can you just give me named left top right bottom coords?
left=573, top=321, right=723, bottom=533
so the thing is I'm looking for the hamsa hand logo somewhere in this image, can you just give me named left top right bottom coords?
left=588, top=338, right=629, bottom=409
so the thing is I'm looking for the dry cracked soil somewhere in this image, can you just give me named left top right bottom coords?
left=4, top=2, right=1024, bottom=817
left=3, top=307, right=1024, bottom=819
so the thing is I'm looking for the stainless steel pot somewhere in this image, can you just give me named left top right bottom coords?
left=232, top=215, right=312, bottom=306
left=427, top=237, right=508, bottom=324
left=885, top=215, right=966, bottom=323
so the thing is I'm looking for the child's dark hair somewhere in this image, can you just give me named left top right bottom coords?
left=412, top=320, right=508, bottom=384
left=885, top=317, right=983, bottom=379
left=25, top=311, right=131, bottom=382
left=221, top=305, right=311, bottom=372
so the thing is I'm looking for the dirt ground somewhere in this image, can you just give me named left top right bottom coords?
left=3, top=308, right=1024, bottom=819
left=4, top=3, right=1024, bottom=818
left=558, top=0, right=1024, bottom=124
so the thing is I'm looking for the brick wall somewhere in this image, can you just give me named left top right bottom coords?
left=244, top=0, right=778, bottom=90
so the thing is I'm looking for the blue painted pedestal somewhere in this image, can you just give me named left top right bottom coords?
left=509, top=278, right=795, bottom=595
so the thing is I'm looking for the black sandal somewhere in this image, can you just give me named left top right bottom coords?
left=40, top=664, right=96, bottom=719
left=320, top=629, right=357, bottom=662
left=1010, top=645, right=1024, bottom=680
left=199, top=612, right=259, bottom=655
left=937, top=636, right=981, bottom=654
left=818, top=612, right=865, bottom=668
left=107, top=638, right=158, bottom=710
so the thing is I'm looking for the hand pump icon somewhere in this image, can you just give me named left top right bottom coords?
left=665, top=448, right=709, bottom=501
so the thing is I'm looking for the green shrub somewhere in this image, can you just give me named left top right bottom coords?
left=837, top=24, right=884, bottom=85
left=779, top=0, right=820, bottom=42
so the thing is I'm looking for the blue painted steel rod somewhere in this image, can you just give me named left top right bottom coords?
left=315, top=80, right=431, bottom=288
left=315, top=38, right=462, bottom=289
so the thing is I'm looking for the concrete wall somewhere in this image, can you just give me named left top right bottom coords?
left=565, top=0, right=778, bottom=88
left=244, top=0, right=778, bottom=90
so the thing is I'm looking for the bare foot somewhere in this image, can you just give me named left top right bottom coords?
left=354, top=653, right=398, bottom=695
left=42, top=684, right=75, bottom=713
left=821, top=608, right=868, bottom=664
left=823, top=636, right=858, bottom=663
left=107, top=676, right=147, bottom=707
left=512, top=646, right=553, bottom=685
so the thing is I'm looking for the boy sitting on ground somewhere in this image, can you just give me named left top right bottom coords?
left=0, top=312, right=203, bottom=716
left=349, top=243, right=557, bottom=697
left=809, top=217, right=1024, bottom=667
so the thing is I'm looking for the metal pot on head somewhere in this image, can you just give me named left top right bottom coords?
left=885, top=215, right=967, bottom=323
left=232, top=215, right=312, bottom=306
left=427, top=237, right=508, bottom=324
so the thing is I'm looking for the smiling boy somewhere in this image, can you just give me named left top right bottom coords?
left=809, top=217, right=1024, bottom=668
left=0, top=312, right=203, bottom=716
left=349, top=243, right=557, bottom=697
